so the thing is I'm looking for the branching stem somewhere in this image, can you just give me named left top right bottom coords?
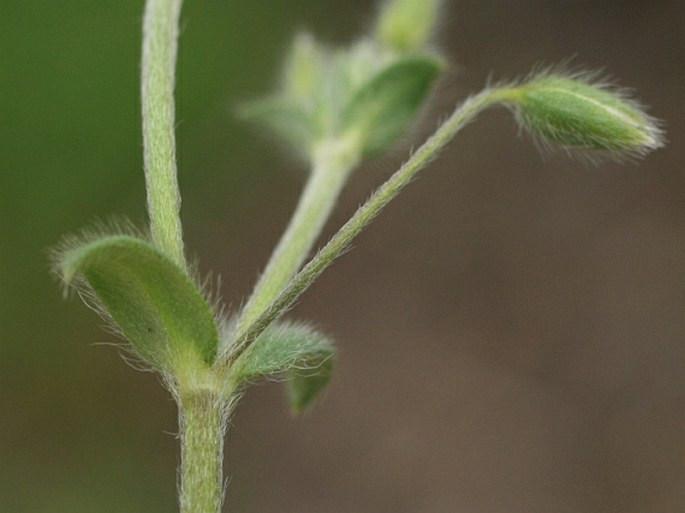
left=232, top=87, right=509, bottom=355
left=234, top=135, right=361, bottom=342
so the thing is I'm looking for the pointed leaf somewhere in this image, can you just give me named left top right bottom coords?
left=231, top=321, right=335, bottom=413
left=58, top=235, right=219, bottom=371
left=341, top=56, right=443, bottom=156
left=239, top=96, right=317, bottom=156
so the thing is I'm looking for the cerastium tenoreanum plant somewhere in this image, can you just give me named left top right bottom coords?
left=52, top=0, right=664, bottom=511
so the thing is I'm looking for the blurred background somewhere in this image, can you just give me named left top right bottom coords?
left=1, top=1, right=684, bottom=512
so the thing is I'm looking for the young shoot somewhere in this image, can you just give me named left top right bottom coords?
left=52, top=0, right=663, bottom=512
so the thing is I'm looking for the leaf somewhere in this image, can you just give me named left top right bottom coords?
left=341, top=56, right=443, bottom=156
left=230, top=321, right=335, bottom=413
left=239, top=96, right=317, bottom=157
left=286, top=355, right=334, bottom=414
left=57, top=235, right=219, bottom=372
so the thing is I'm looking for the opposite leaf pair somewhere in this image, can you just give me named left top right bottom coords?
left=53, top=1, right=447, bottom=416
left=55, top=235, right=332, bottom=412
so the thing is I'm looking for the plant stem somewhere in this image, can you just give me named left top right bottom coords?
left=233, top=87, right=509, bottom=353
left=179, top=392, right=227, bottom=513
left=142, top=2, right=223, bottom=511
left=142, top=0, right=186, bottom=269
left=234, top=135, right=361, bottom=342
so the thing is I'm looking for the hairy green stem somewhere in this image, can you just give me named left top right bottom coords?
left=142, top=0, right=186, bottom=269
left=233, top=87, right=508, bottom=354
left=179, top=393, right=227, bottom=513
left=234, top=135, right=361, bottom=342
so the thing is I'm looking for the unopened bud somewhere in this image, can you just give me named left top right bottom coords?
left=282, top=32, right=324, bottom=103
left=509, top=74, right=663, bottom=157
left=375, top=0, right=440, bottom=53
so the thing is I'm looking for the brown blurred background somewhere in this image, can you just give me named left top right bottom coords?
left=1, top=1, right=683, bottom=512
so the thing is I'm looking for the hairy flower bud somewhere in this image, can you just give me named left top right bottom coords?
left=282, top=32, right=323, bottom=103
left=375, top=0, right=440, bottom=53
left=508, top=74, right=663, bottom=158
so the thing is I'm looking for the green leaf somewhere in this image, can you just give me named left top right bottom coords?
left=57, top=235, right=219, bottom=372
left=341, top=56, right=443, bottom=156
left=231, top=321, right=335, bottom=413
left=286, top=355, right=335, bottom=414
left=239, top=96, right=317, bottom=157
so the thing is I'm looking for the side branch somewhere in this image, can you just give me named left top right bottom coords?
left=230, top=88, right=506, bottom=359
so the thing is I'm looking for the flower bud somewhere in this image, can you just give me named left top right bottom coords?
left=375, top=0, right=440, bottom=53
left=282, top=32, right=325, bottom=103
left=510, top=74, right=663, bottom=157
left=242, top=4, right=444, bottom=162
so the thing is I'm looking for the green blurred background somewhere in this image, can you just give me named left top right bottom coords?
left=1, top=1, right=684, bottom=512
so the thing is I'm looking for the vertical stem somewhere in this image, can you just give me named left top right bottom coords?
left=179, top=393, right=227, bottom=513
left=234, top=136, right=361, bottom=340
left=142, top=0, right=186, bottom=269
left=141, top=1, right=227, bottom=510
